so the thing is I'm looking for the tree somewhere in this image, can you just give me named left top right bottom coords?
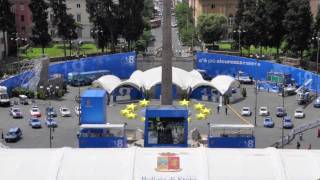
left=197, top=13, right=227, bottom=46
left=283, top=0, right=313, bottom=60
left=29, top=0, right=51, bottom=55
left=86, top=0, right=121, bottom=53
left=142, top=0, right=154, bottom=19
left=264, top=0, right=288, bottom=57
left=49, top=0, right=78, bottom=56
left=119, top=0, right=145, bottom=50
left=0, top=0, right=15, bottom=57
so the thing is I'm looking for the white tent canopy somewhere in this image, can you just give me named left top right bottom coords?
left=0, top=147, right=319, bottom=180
left=94, top=67, right=238, bottom=95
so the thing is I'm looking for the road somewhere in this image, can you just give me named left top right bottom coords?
left=1, top=84, right=320, bottom=149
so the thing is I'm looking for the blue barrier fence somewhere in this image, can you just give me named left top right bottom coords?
left=196, top=52, right=320, bottom=92
left=0, top=52, right=137, bottom=94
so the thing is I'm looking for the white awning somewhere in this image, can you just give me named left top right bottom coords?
left=0, top=147, right=319, bottom=180
left=211, top=75, right=239, bottom=95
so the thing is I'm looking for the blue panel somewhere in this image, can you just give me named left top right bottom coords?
left=48, top=52, right=137, bottom=80
left=79, top=137, right=127, bottom=148
left=196, top=52, right=320, bottom=93
left=81, top=89, right=106, bottom=124
left=208, top=137, right=255, bottom=148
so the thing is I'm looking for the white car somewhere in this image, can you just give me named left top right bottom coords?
left=259, top=106, right=269, bottom=116
left=75, top=106, right=81, bottom=116
left=30, top=106, right=41, bottom=117
left=294, top=108, right=305, bottom=118
left=241, top=107, right=252, bottom=116
left=9, top=107, right=23, bottom=118
left=60, top=107, right=71, bottom=117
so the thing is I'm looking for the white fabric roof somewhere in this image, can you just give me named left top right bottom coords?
left=0, top=147, right=319, bottom=180
left=211, top=75, right=239, bottom=95
left=95, top=67, right=238, bottom=95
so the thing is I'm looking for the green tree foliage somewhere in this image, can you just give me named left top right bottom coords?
left=175, top=2, right=196, bottom=46
left=29, top=0, right=51, bottom=55
left=142, top=0, right=155, bottom=19
left=119, top=0, right=145, bottom=50
left=264, top=0, right=288, bottom=56
left=283, top=0, right=313, bottom=59
left=0, top=0, right=15, bottom=56
left=49, top=0, right=78, bottom=56
left=86, top=0, right=121, bottom=52
left=197, top=13, right=227, bottom=45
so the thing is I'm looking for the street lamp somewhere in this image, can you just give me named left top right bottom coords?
left=91, top=29, right=103, bottom=53
left=233, top=28, right=246, bottom=56
left=312, top=34, right=320, bottom=97
left=254, top=54, right=259, bottom=126
left=281, top=83, right=285, bottom=149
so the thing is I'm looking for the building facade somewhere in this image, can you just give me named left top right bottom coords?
left=48, top=0, right=93, bottom=42
left=10, top=0, right=32, bottom=39
left=0, top=31, right=5, bottom=61
left=189, top=0, right=320, bottom=26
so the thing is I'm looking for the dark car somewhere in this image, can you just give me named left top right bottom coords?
left=46, top=107, right=57, bottom=117
left=276, top=107, right=287, bottom=117
left=4, top=128, right=22, bottom=143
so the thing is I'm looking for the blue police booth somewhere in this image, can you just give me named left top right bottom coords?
left=144, top=106, right=189, bottom=147
left=208, top=124, right=255, bottom=148
left=81, top=89, right=107, bottom=124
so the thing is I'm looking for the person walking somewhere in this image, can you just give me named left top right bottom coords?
left=308, top=144, right=312, bottom=149
left=225, top=106, right=228, bottom=115
left=296, top=141, right=301, bottom=149
left=299, top=133, right=303, bottom=141
left=217, top=106, right=220, bottom=114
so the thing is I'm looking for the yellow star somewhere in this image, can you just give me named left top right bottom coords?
left=179, top=99, right=190, bottom=107
left=196, top=113, right=206, bottom=120
left=188, top=117, right=192, bottom=122
left=194, top=103, right=204, bottom=111
left=139, top=99, right=150, bottom=107
left=126, top=112, right=137, bottom=119
left=120, top=108, right=131, bottom=116
left=140, top=117, right=146, bottom=122
left=126, top=103, right=137, bottom=111
left=201, top=108, right=211, bottom=115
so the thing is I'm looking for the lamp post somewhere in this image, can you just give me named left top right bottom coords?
left=281, top=83, right=285, bottom=149
left=10, top=34, right=27, bottom=60
left=234, top=28, right=246, bottom=56
left=312, top=34, right=320, bottom=97
left=91, top=29, right=103, bottom=53
left=254, top=54, right=259, bottom=126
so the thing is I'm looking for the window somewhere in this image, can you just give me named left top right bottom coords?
left=211, top=4, right=215, bottom=9
left=21, top=15, right=25, bottom=22
left=21, top=26, right=26, bottom=32
left=77, top=14, right=81, bottom=22
left=77, top=4, right=81, bottom=8
left=20, top=3, right=24, bottom=10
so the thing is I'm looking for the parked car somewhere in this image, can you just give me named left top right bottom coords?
left=46, top=106, right=57, bottom=117
left=283, top=116, right=294, bottom=129
left=29, top=118, right=42, bottom=128
left=45, top=118, right=57, bottom=128
left=276, top=107, right=287, bottom=117
left=75, top=106, right=81, bottom=116
left=259, top=106, right=269, bottom=116
left=231, top=88, right=237, bottom=93
left=314, top=97, right=320, bottom=108
left=30, top=106, right=41, bottom=117
left=241, top=107, right=252, bottom=116
left=263, top=117, right=274, bottom=128
left=236, top=71, right=253, bottom=84
left=60, top=107, right=71, bottom=117
left=9, top=107, right=23, bottom=118
left=294, top=108, right=305, bottom=118
left=4, top=128, right=22, bottom=143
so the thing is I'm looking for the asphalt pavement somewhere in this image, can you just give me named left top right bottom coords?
left=1, top=84, right=319, bottom=149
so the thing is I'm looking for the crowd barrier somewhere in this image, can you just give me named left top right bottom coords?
left=196, top=52, right=320, bottom=92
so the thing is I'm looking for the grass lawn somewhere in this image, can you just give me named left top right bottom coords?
left=217, top=42, right=279, bottom=56
left=21, top=43, right=102, bottom=60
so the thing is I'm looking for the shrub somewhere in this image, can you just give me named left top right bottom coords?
left=37, top=90, right=47, bottom=100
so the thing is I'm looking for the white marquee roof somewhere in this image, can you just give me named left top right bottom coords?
left=95, top=67, right=238, bottom=95
left=0, top=147, right=319, bottom=180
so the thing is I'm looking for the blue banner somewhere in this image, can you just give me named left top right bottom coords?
left=79, top=137, right=127, bottom=148
left=196, top=52, right=320, bottom=92
left=208, top=136, right=255, bottom=148
left=49, top=52, right=136, bottom=80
